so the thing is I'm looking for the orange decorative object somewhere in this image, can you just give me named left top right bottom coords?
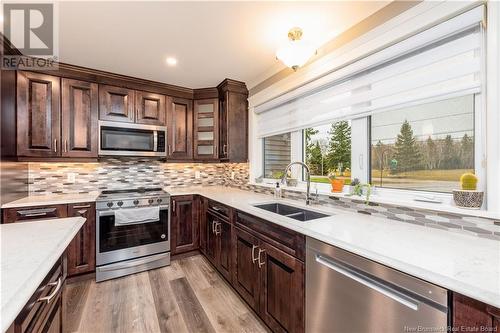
left=330, top=179, right=345, bottom=193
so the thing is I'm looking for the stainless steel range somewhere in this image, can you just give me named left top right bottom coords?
left=95, top=188, right=170, bottom=282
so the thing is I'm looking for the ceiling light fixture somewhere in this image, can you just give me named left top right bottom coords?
left=276, top=27, right=316, bottom=71
left=166, top=57, right=177, bottom=66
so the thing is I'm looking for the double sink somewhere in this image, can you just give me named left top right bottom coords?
left=253, top=202, right=330, bottom=221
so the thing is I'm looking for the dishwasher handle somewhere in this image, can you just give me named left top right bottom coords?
left=315, top=254, right=420, bottom=311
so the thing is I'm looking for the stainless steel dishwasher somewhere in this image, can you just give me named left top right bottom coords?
left=306, top=237, right=448, bottom=333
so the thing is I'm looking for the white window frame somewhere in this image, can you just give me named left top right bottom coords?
left=248, top=2, right=495, bottom=211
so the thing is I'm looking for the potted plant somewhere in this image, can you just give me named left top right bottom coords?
left=453, top=173, right=484, bottom=209
left=328, top=172, right=344, bottom=193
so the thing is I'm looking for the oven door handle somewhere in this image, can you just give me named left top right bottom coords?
left=98, top=206, right=169, bottom=217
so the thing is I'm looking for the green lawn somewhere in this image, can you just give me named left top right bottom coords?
left=311, top=176, right=351, bottom=185
left=370, top=169, right=472, bottom=182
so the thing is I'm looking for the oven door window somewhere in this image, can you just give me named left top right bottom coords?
left=101, top=127, right=155, bottom=151
left=99, top=209, right=168, bottom=252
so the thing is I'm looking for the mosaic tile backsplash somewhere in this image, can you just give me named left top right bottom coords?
left=28, top=159, right=499, bottom=239
left=28, top=159, right=249, bottom=194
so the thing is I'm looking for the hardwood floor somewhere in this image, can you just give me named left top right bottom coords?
left=63, top=255, right=269, bottom=333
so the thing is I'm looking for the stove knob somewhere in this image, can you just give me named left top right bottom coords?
left=107, top=202, right=114, bottom=208
left=157, top=198, right=163, bottom=204
left=133, top=199, right=139, bottom=206
left=117, top=201, right=123, bottom=207
left=148, top=199, right=154, bottom=204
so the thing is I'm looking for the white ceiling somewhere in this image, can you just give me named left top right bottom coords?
left=58, top=1, right=389, bottom=89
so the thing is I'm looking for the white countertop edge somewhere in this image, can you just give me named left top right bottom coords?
left=1, top=192, right=100, bottom=209
left=0, top=217, right=85, bottom=333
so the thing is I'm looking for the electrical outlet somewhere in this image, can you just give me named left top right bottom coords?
left=67, top=172, right=76, bottom=183
left=231, top=171, right=235, bottom=180
left=195, top=171, right=201, bottom=179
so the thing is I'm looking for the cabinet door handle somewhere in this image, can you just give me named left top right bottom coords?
left=223, top=144, right=227, bottom=155
left=54, top=139, right=57, bottom=153
left=212, top=220, right=217, bottom=234
left=167, top=145, right=171, bottom=155
left=251, top=245, right=259, bottom=263
left=64, top=139, right=68, bottom=153
left=38, top=277, right=62, bottom=304
left=215, top=222, right=221, bottom=236
left=172, top=200, right=176, bottom=213
left=258, top=249, right=266, bottom=268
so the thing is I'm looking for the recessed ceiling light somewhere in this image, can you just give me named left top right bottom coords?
left=166, top=57, right=177, bottom=66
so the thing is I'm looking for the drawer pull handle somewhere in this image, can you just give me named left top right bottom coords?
left=72, top=205, right=91, bottom=209
left=251, top=245, right=259, bottom=263
left=38, top=277, right=62, bottom=304
left=18, top=208, right=57, bottom=217
left=258, top=249, right=266, bottom=268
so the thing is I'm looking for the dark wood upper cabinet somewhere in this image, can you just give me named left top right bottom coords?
left=171, top=195, right=199, bottom=255
left=135, top=91, right=166, bottom=126
left=17, top=71, right=61, bottom=157
left=258, top=241, right=304, bottom=333
left=66, top=202, right=96, bottom=276
left=217, top=79, right=248, bottom=162
left=98, top=84, right=135, bottom=123
left=193, top=98, right=219, bottom=160
left=232, top=227, right=261, bottom=311
left=61, top=79, right=98, bottom=157
left=167, top=97, right=193, bottom=160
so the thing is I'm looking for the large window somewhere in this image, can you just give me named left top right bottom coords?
left=263, top=133, right=291, bottom=178
left=370, top=95, right=475, bottom=193
left=304, top=122, right=352, bottom=184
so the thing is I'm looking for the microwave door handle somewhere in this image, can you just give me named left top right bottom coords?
left=154, top=131, right=158, bottom=152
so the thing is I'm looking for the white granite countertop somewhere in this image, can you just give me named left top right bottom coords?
left=167, top=186, right=500, bottom=309
left=1, top=192, right=99, bottom=209
left=0, top=217, right=85, bottom=333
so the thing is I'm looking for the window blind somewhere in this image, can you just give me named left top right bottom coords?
left=255, top=6, right=484, bottom=138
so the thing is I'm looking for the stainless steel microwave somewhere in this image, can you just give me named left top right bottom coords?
left=98, top=121, right=166, bottom=157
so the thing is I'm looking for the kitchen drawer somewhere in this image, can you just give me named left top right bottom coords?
left=236, top=211, right=305, bottom=261
left=207, top=199, right=231, bottom=221
left=3, top=205, right=68, bottom=223
left=15, top=257, right=64, bottom=333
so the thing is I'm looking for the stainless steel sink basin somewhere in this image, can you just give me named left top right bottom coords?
left=253, top=203, right=329, bottom=221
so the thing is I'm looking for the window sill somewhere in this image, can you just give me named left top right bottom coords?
left=247, top=181, right=500, bottom=220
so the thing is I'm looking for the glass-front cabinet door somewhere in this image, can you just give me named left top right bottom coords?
left=194, top=99, right=219, bottom=160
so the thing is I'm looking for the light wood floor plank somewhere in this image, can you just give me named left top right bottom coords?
left=148, top=268, right=190, bottom=333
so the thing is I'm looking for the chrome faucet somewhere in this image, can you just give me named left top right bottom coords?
left=281, top=161, right=312, bottom=205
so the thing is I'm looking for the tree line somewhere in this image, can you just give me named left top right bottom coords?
left=371, top=120, right=473, bottom=174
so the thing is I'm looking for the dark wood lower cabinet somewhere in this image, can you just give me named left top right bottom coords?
left=11, top=256, right=64, bottom=333
left=452, top=292, right=500, bottom=332
left=232, top=227, right=261, bottom=311
left=258, top=241, right=304, bottom=333
left=171, top=195, right=199, bottom=255
left=66, top=203, right=96, bottom=276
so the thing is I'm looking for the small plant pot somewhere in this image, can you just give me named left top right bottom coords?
left=286, top=178, right=298, bottom=187
left=330, top=179, right=345, bottom=193
left=453, top=190, right=484, bottom=209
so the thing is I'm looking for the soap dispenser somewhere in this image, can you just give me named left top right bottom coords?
left=274, top=182, right=282, bottom=199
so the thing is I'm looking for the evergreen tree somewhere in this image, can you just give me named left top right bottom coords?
left=307, top=141, right=323, bottom=175
left=442, top=135, right=458, bottom=169
left=425, top=136, right=437, bottom=170
left=326, top=121, right=351, bottom=171
left=393, top=120, right=422, bottom=173
left=304, top=127, right=319, bottom=163
left=460, top=134, right=474, bottom=169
